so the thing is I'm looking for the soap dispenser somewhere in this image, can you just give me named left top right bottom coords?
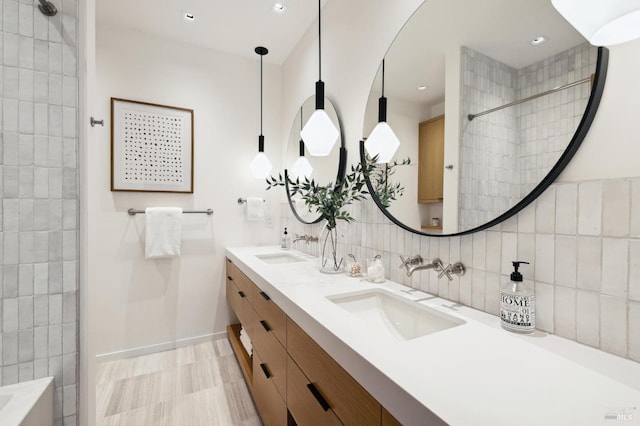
left=281, top=227, right=291, bottom=250
left=500, top=261, right=534, bottom=333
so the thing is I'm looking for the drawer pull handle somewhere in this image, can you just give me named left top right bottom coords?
left=307, top=383, right=330, bottom=412
left=227, top=276, right=233, bottom=281
left=259, top=320, right=271, bottom=332
left=260, top=291, right=271, bottom=301
left=238, top=291, right=246, bottom=298
left=259, top=363, right=272, bottom=379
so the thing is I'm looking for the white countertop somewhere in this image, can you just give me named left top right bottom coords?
left=226, top=246, right=640, bottom=426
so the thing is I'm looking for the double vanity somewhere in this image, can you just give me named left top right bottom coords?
left=226, top=246, right=640, bottom=425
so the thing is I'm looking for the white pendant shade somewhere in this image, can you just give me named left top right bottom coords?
left=300, top=109, right=339, bottom=156
left=249, top=152, right=272, bottom=179
left=552, top=0, right=640, bottom=46
left=365, top=122, right=400, bottom=164
left=291, top=156, right=313, bottom=179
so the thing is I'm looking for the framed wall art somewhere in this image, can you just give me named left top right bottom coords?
left=111, top=98, right=194, bottom=193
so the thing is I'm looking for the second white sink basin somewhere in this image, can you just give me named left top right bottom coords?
left=255, top=252, right=305, bottom=264
left=328, top=288, right=465, bottom=340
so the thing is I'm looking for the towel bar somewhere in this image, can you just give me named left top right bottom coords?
left=128, top=208, right=213, bottom=216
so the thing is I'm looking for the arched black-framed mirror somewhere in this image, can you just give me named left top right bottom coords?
left=284, top=95, right=347, bottom=224
left=360, top=0, right=608, bottom=237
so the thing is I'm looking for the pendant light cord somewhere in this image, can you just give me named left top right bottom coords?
left=318, top=0, right=321, bottom=81
left=260, top=53, right=263, bottom=135
left=381, top=59, right=385, bottom=97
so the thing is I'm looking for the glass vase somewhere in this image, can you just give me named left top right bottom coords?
left=320, top=224, right=344, bottom=273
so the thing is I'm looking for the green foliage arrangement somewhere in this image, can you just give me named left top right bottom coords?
left=368, top=157, right=411, bottom=208
left=265, top=161, right=376, bottom=230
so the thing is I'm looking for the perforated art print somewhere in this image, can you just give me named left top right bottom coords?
left=111, top=98, right=194, bottom=192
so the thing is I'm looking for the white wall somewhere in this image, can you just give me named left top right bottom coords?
left=93, top=24, right=282, bottom=357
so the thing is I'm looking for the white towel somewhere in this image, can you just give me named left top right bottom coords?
left=246, top=197, right=265, bottom=221
left=145, top=207, right=183, bottom=259
left=239, top=327, right=252, bottom=356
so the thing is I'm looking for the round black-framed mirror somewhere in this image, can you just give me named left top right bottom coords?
left=284, top=96, right=347, bottom=224
left=360, top=0, right=609, bottom=237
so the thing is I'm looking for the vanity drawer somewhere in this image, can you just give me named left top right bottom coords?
left=227, top=258, right=254, bottom=303
left=251, top=310, right=286, bottom=399
left=252, top=285, right=287, bottom=346
left=287, top=320, right=380, bottom=426
left=287, top=354, right=342, bottom=426
left=253, top=349, right=287, bottom=426
left=226, top=278, right=253, bottom=335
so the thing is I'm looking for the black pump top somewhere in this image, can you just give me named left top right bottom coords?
left=511, top=261, right=529, bottom=282
left=284, top=227, right=288, bottom=235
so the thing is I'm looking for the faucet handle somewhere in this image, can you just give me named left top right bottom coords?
left=399, top=255, right=423, bottom=268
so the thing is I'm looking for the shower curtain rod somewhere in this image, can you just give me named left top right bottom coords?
left=467, top=76, right=592, bottom=121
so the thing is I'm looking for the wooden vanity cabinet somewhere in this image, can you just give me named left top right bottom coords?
left=286, top=354, right=342, bottom=426
left=418, top=115, right=445, bottom=203
left=250, top=286, right=287, bottom=400
left=253, top=349, right=288, bottom=426
left=287, top=320, right=381, bottom=426
left=226, top=257, right=402, bottom=426
left=252, top=282, right=287, bottom=346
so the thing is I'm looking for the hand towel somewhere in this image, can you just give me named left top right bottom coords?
left=145, top=207, right=183, bottom=259
left=239, top=327, right=252, bottom=356
left=246, top=197, right=265, bottom=221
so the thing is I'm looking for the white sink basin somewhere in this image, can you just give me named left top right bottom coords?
left=328, top=289, right=465, bottom=340
left=255, top=252, right=305, bottom=264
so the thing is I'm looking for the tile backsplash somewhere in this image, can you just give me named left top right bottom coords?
left=282, top=177, right=640, bottom=363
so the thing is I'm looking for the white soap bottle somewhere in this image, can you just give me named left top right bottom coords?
left=500, top=261, right=534, bottom=334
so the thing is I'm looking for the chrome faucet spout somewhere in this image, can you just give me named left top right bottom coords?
left=406, top=258, right=442, bottom=277
left=293, top=234, right=318, bottom=244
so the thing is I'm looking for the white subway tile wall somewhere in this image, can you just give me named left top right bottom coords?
left=282, top=177, right=640, bottom=363
left=0, top=0, right=78, bottom=424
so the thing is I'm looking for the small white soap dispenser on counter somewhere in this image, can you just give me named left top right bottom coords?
left=500, top=261, right=534, bottom=333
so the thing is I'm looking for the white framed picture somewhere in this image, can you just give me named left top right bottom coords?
left=111, top=98, right=194, bottom=193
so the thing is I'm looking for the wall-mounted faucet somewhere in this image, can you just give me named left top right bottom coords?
left=399, top=255, right=465, bottom=280
left=293, top=234, right=318, bottom=244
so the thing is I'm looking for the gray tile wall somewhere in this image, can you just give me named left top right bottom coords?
left=282, top=177, right=640, bottom=363
left=459, top=44, right=598, bottom=231
left=1, top=0, right=78, bottom=424
left=516, top=43, right=597, bottom=196
left=460, top=47, right=519, bottom=231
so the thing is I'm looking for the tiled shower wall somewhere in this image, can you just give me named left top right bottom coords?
left=459, top=44, right=597, bottom=230
left=459, top=47, right=518, bottom=231
left=1, top=0, right=78, bottom=424
left=516, top=43, right=597, bottom=197
left=282, top=177, right=640, bottom=363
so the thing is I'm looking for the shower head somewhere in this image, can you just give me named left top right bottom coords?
left=38, top=0, right=57, bottom=16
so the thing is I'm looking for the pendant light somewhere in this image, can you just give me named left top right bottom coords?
left=552, top=0, right=640, bottom=46
left=249, top=46, right=273, bottom=179
left=300, top=0, right=339, bottom=157
left=291, top=106, right=313, bottom=179
left=365, top=59, right=400, bottom=164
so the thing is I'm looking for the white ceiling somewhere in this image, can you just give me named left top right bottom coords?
left=373, top=0, right=588, bottom=106
left=96, top=0, right=328, bottom=64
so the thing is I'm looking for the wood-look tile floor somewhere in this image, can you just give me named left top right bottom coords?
left=96, top=339, right=261, bottom=425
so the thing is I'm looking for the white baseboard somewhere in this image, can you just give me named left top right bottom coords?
left=96, top=331, right=227, bottom=363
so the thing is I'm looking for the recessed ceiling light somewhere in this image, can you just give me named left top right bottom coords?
left=530, top=36, right=546, bottom=45
left=273, top=3, right=286, bottom=13
left=183, top=12, right=195, bottom=22
left=418, top=85, right=428, bottom=91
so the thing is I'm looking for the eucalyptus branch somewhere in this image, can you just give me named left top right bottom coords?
left=266, top=160, right=376, bottom=229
